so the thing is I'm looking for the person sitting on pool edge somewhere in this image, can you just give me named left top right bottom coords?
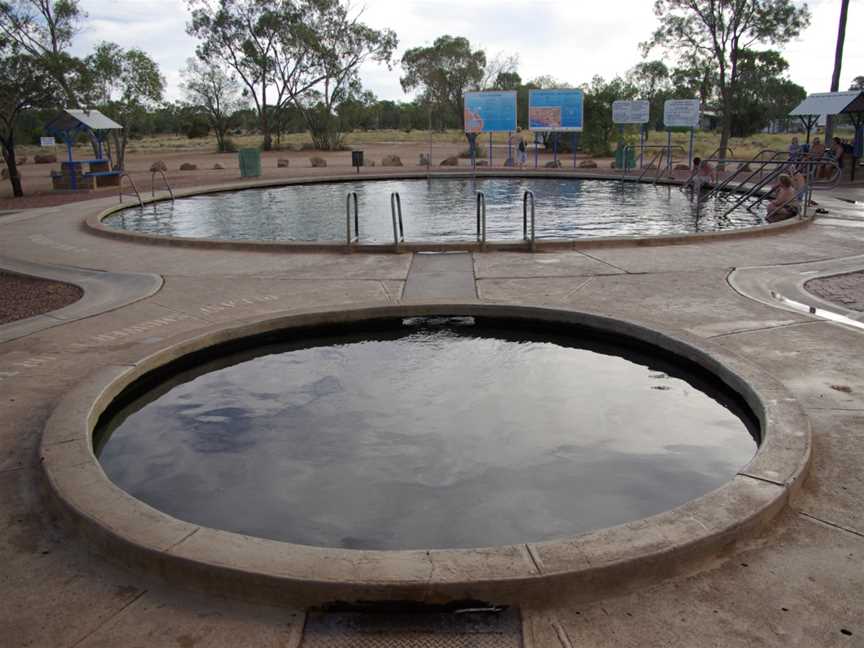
left=766, top=174, right=800, bottom=222
left=689, top=157, right=717, bottom=198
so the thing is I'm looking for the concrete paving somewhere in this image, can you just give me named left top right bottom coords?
left=1, top=180, right=863, bottom=646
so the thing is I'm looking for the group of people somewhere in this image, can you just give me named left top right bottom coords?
left=685, top=133, right=850, bottom=222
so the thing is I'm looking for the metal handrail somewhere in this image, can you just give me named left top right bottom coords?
left=150, top=169, right=175, bottom=202
left=119, top=172, right=143, bottom=208
left=345, top=192, right=359, bottom=246
left=639, top=149, right=664, bottom=181
left=702, top=150, right=787, bottom=201
left=476, top=191, right=486, bottom=245
left=390, top=192, right=404, bottom=251
left=523, top=190, right=536, bottom=252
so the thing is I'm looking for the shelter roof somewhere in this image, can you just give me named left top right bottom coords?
left=45, top=109, right=122, bottom=133
left=790, top=91, right=864, bottom=116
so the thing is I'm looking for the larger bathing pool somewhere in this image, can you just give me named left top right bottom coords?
left=95, top=316, right=758, bottom=551
left=104, top=177, right=765, bottom=243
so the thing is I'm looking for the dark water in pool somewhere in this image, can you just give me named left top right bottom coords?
left=95, top=318, right=758, bottom=550
left=104, top=177, right=763, bottom=242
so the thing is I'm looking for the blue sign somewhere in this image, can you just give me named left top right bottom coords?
left=464, top=91, right=517, bottom=133
left=529, top=89, right=584, bottom=132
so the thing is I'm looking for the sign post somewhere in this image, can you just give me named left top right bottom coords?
left=612, top=100, right=650, bottom=172
left=464, top=91, right=518, bottom=171
left=529, top=89, right=584, bottom=169
left=663, top=99, right=700, bottom=173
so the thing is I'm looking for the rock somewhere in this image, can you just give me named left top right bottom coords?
left=545, top=160, right=562, bottom=168
left=277, top=158, right=290, bottom=168
left=310, top=156, right=327, bottom=167
left=381, top=154, right=403, bottom=167
left=578, top=160, right=598, bottom=169
left=16, top=157, right=26, bottom=165
left=1, top=167, right=8, bottom=180
left=503, top=157, right=516, bottom=167
left=440, top=156, right=459, bottom=167
left=368, top=161, right=376, bottom=167
left=610, top=161, right=618, bottom=169
left=475, top=159, right=489, bottom=166
left=149, top=160, right=167, bottom=173
left=34, top=154, right=57, bottom=164
left=212, top=163, right=224, bottom=170
left=419, top=153, right=431, bottom=165
left=738, top=163, right=752, bottom=172
left=179, top=163, right=197, bottom=171
left=300, top=142, right=316, bottom=151
left=674, top=163, right=690, bottom=171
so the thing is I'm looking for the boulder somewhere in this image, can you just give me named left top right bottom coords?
left=503, top=157, right=516, bottom=167
left=213, top=163, right=224, bottom=170
left=738, top=163, right=752, bottom=172
left=578, top=160, right=598, bottom=169
left=440, top=156, right=459, bottom=167
left=277, top=158, right=290, bottom=168
left=419, top=153, right=431, bottom=166
left=367, top=160, right=376, bottom=167
left=34, top=154, right=57, bottom=164
left=545, top=160, right=562, bottom=169
left=179, top=163, right=197, bottom=171
left=16, top=157, right=26, bottom=165
left=149, top=160, right=168, bottom=173
left=674, top=163, right=690, bottom=171
left=381, top=154, right=403, bottom=167
left=475, top=159, right=489, bottom=166
left=300, top=142, right=316, bottom=151
left=310, top=156, right=327, bottom=167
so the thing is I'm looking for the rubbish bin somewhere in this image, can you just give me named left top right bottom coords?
left=238, top=148, right=261, bottom=178
left=614, top=143, right=636, bottom=170
left=351, top=150, right=364, bottom=172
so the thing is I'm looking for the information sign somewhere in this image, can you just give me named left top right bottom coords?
left=464, top=91, right=517, bottom=133
left=528, top=89, right=584, bottom=131
left=40, top=136, right=56, bottom=147
left=612, top=100, right=650, bottom=125
left=663, top=99, right=700, bottom=128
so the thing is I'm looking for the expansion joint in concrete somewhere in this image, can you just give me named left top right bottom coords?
left=68, top=589, right=148, bottom=647
left=797, top=511, right=864, bottom=541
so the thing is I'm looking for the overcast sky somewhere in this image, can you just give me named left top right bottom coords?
left=71, top=0, right=863, bottom=103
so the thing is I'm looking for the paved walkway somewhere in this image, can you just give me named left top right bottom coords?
left=1, top=182, right=863, bottom=646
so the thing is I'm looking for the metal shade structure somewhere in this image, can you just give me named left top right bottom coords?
left=790, top=91, right=864, bottom=180
left=44, top=109, right=122, bottom=164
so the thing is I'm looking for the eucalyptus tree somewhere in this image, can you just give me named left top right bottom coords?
left=283, top=0, right=397, bottom=149
left=0, top=42, right=60, bottom=196
left=0, top=0, right=87, bottom=106
left=85, top=42, right=165, bottom=169
left=181, top=58, right=244, bottom=152
left=400, top=35, right=486, bottom=129
left=187, top=0, right=299, bottom=150
left=643, top=0, right=811, bottom=161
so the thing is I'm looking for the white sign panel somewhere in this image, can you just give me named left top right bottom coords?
left=39, top=136, right=56, bottom=147
left=612, top=100, right=650, bottom=124
left=663, top=99, right=700, bottom=128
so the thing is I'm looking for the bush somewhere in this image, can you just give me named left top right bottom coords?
left=186, top=118, right=210, bottom=139
left=221, top=137, right=238, bottom=153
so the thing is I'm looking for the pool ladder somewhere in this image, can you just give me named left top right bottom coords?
left=345, top=191, right=406, bottom=251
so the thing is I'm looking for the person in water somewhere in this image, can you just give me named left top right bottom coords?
left=766, top=174, right=799, bottom=222
left=689, top=157, right=717, bottom=199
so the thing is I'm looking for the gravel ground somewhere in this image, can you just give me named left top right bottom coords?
left=805, top=270, right=864, bottom=311
left=0, top=271, right=83, bottom=324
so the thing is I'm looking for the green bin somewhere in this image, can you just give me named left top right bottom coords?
left=614, top=144, right=636, bottom=170
left=238, top=148, right=261, bottom=178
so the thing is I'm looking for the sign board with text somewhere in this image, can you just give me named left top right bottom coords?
left=464, top=91, right=518, bottom=133
left=612, top=100, right=650, bottom=125
left=528, top=89, right=584, bottom=131
left=663, top=99, right=700, bottom=128
left=40, top=136, right=56, bottom=147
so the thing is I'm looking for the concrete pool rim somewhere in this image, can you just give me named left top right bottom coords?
left=40, top=302, right=811, bottom=606
left=85, top=170, right=811, bottom=253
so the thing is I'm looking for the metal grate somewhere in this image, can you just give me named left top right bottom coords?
left=300, top=608, right=522, bottom=648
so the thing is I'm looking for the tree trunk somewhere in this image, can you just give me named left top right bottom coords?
left=261, top=79, right=272, bottom=151
left=826, top=0, right=850, bottom=142
left=2, top=138, right=23, bottom=198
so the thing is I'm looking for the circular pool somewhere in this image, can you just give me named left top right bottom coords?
left=102, top=177, right=764, bottom=243
left=94, top=314, right=758, bottom=551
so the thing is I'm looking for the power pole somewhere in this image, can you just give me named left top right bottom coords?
left=825, top=0, right=850, bottom=143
